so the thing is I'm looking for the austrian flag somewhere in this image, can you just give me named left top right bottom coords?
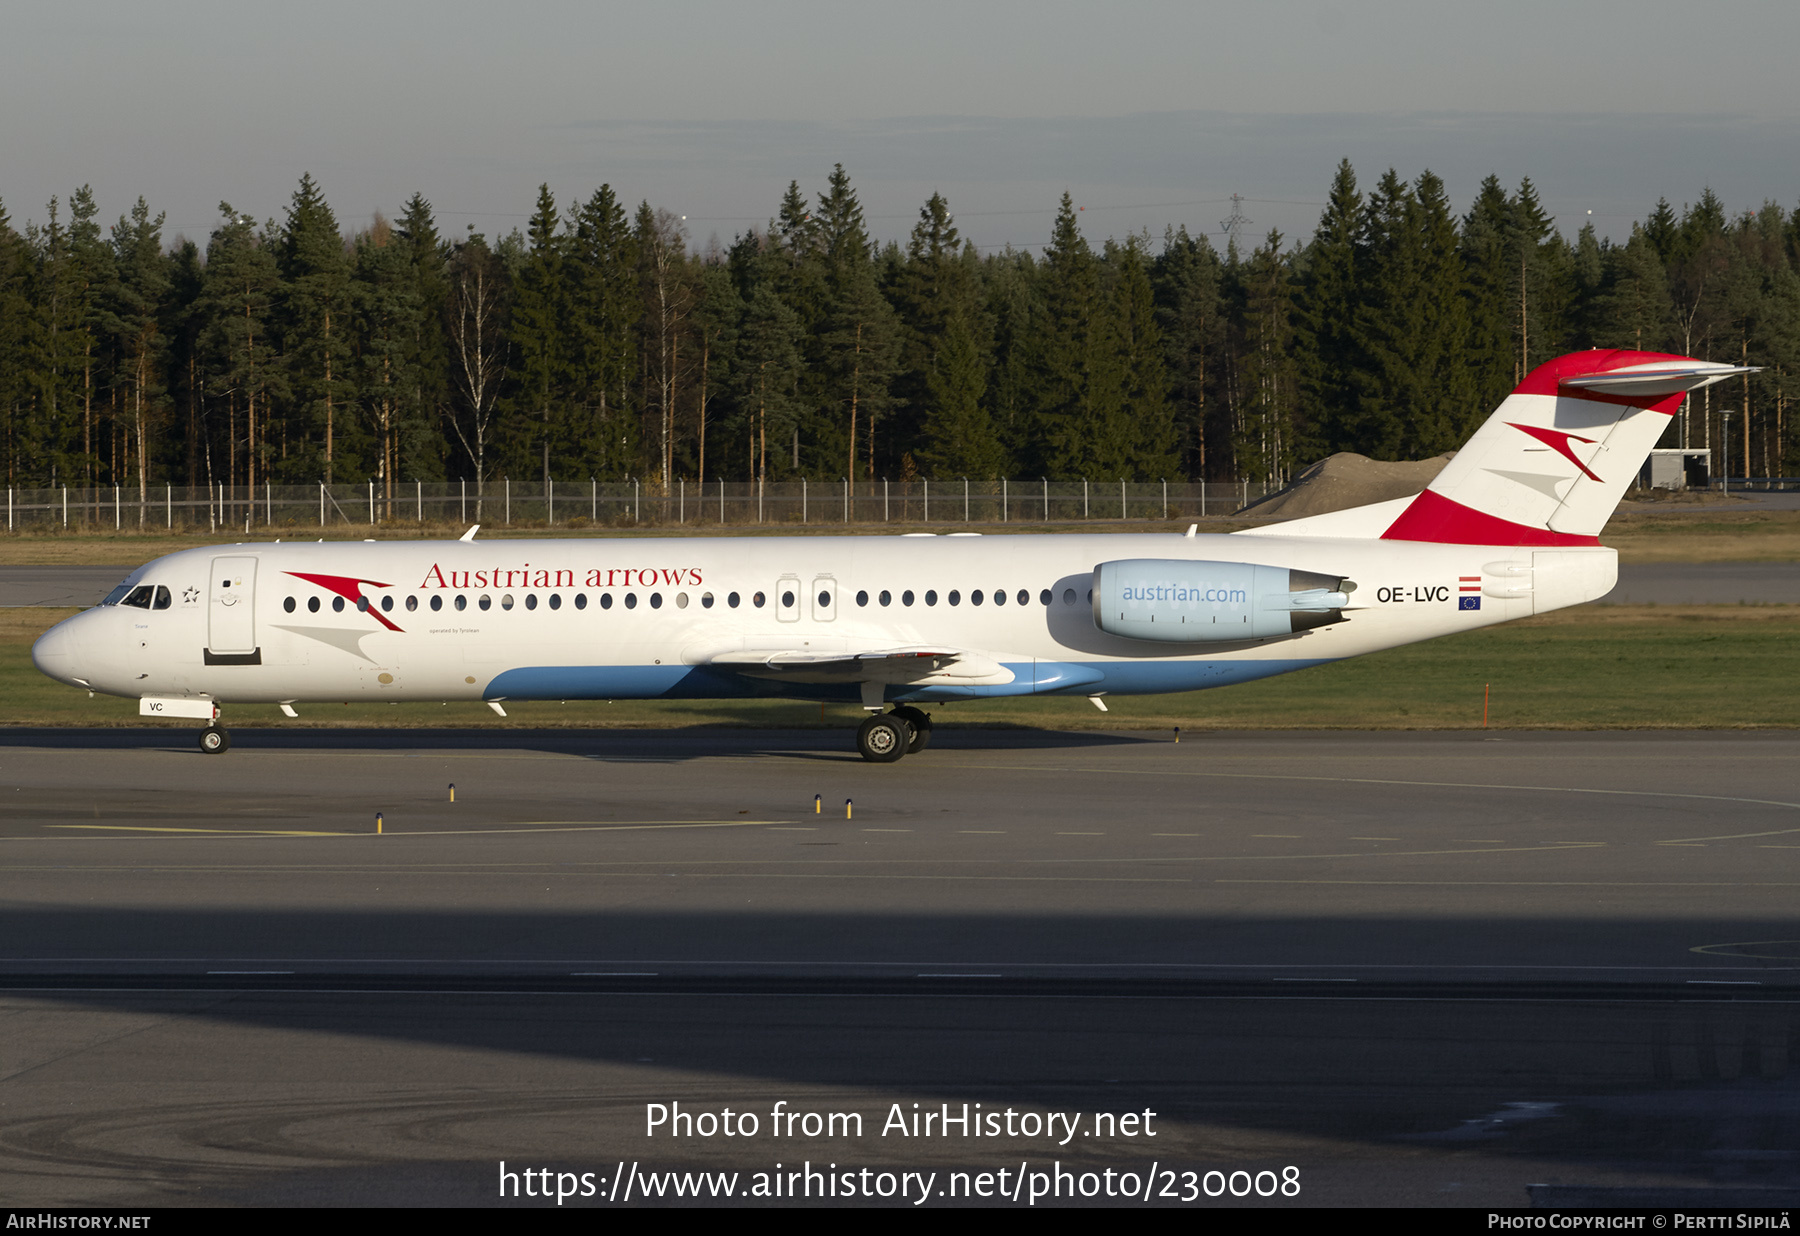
left=1458, top=575, right=1481, bottom=611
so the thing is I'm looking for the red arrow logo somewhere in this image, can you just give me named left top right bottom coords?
left=1506, top=422, right=1603, bottom=482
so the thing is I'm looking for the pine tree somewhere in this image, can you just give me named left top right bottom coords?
left=919, top=306, right=1004, bottom=478
left=0, top=200, right=33, bottom=484
left=1109, top=235, right=1176, bottom=477
left=820, top=261, right=901, bottom=480
left=394, top=193, right=450, bottom=480
left=1594, top=225, right=1675, bottom=351
left=1233, top=230, right=1298, bottom=483
left=1153, top=225, right=1223, bottom=479
left=733, top=282, right=804, bottom=483
left=1294, top=159, right=1364, bottom=457
left=505, top=185, right=567, bottom=487
left=198, top=204, right=283, bottom=491
left=279, top=174, right=352, bottom=481
left=104, top=198, right=168, bottom=509
left=567, top=185, right=639, bottom=477
left=1461, top=175, right=1516, bottom=414
left=352, top=219, right=425, bottom=512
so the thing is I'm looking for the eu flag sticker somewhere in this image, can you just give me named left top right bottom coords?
left=1459, top=596, right=1481, bottom=611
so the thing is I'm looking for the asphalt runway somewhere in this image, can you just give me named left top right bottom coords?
left=7, top=561, right=1800, bottom=609
left=4, top=726, right=1800, bottom=1208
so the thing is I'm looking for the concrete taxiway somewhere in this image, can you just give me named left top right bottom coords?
left=3, top=727, right=1800, bottom=1207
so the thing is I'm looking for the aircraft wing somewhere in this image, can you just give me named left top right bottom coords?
left=706, top=646, right=1009, bottom=685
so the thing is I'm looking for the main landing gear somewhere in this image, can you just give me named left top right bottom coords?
left=198, top=724, right=230, bottom=755
left=855, top=707, right=932, bottom=763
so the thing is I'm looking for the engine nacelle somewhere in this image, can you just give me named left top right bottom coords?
left=1092, top=559, right=1353, bottom=643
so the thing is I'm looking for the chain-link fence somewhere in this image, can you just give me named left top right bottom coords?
left=3, top=478, right=1279, bottom=532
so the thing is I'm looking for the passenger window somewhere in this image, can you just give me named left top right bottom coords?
left=702, top=592, right=715, bottom=609
left=283, top=596, right=296, bottom=613
left=879, top=590, right=891, bottom=607
left=479, top=594, right=491, bottom=611
left=1017, top=589, right=1028, bottom=606
left=970, top=590, right=983, bottom=606
left=728, top=592, right=740, bottom=608
left=501, top=594, right=514, bottom=610
left=153, top=586, right=172, bottom=610
left=1063, top=589, right=1076, bottom=605
left=1040, top=589, right=1052, bottom=605
left=925, top=590, right=937, bottom=606
left=455, top=595, right=468, bottom=611
left=333, top=597, right=346, bottom=613
left=574, top=594, right=587, bottom=610
left=356, top=597, right=369, bottom=612
left=753, top=591, right=766, bottom=608
left=780, top=590, right=795, bottom=609
left=650, top=593, right=663, bottom=609
left=992, top=589, right=1005, bottom=607
left=902, top=590, right=914, bottom=606
left=675, top=592, right=688, bottom=609
left=817, top=590, right=831, bottom=609
left=625, top=593, right=638, bottom=609
left=430, top=595, right=442, bottom=612
left=309, top=596, right=321, bottom=613
left=381, top=595, right=394, bottom=612
left=549, top=594, right=562, bottom=610
left=601, top=593, right=614, bottom=610
left=526, top=594, right=538, bottom=611
left=856, top=590, right=869, bottom=607
left=948, top=590, right=961, bottom=606
left=406, top=595, right=419, bottom=612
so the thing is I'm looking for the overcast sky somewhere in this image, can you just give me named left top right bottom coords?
left=4, top=1, right=1797, bottom=253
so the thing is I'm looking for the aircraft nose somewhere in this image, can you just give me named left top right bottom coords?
left=32, top=617, right=83, bottom=686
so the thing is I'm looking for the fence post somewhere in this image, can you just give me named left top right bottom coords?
left=417, top=480, right=423, bottom=523
left=678, top=478, right=683, bottom=525
left=1002, top=479, right=1007, bottom=522
left=1162, top=479, right=1167, bottom=521
left=884, top=479, right=888, bottom=522
left=319, top=482, right=325, bottom=527
left=634, top=478, right=639, bottom=523
left=506, top=477, right=511, bottom=525
left=1083, top=479, right=1088, bottom=519
left=843, top=476, right=849, bottom=523
left=63, top=486, right=68, bottom=528
left=1242, top=479, right=1248, bottom=508
left=719, top=478, right=724, bottom=524
left=7, top=487, right=11, bottom=530
left=1120, top=478, right=1125, bottom=520
left=802, top=478, right=807, bottom=524
left=1043, top=478, right=1048, bottom=521
left=461, top=479, right=467, bottom=524
left=924, top=480, right=929, bottom=522
left=369, top=479, right=375, bottom=526
left=964, top=477, right=969, bottom=522
left=549, top=477, right=555, bottom=525
left=116, top=486, right=121, bottom=530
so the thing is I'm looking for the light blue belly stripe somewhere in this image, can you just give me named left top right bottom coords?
left=482, top=658, right=1331, bottom=704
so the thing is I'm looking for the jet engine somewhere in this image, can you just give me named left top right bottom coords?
left=1092, top=559, right=1353, bottom=643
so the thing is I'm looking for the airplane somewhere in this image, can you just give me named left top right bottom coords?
left=32, top=349, right=1752, bottom=761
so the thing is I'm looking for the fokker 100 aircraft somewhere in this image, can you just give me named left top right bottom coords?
left=33, top=350, right=1750, bottom=761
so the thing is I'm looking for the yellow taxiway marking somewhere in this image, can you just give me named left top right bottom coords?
left=49, top=824, right=351, bottom=836
left=34, top=820, right=793, bottom=839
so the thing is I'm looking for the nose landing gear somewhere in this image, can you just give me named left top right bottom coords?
left=198, top=725, right=231, bottom=755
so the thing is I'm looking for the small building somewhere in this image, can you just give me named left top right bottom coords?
left=1641, top=449, right=1711, bottom=491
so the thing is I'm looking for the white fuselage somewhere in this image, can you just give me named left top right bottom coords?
left=31, top=531, right=1615, bottom=709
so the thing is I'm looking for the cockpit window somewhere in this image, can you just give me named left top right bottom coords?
left=120, top=585, right=155, bottom=609
left=101, top=582, right=134, bottom=606
left=152, top=585, right=172, bottom=610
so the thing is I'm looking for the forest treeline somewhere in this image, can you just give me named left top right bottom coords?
left=0, top=159, right=1796, bottom=498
